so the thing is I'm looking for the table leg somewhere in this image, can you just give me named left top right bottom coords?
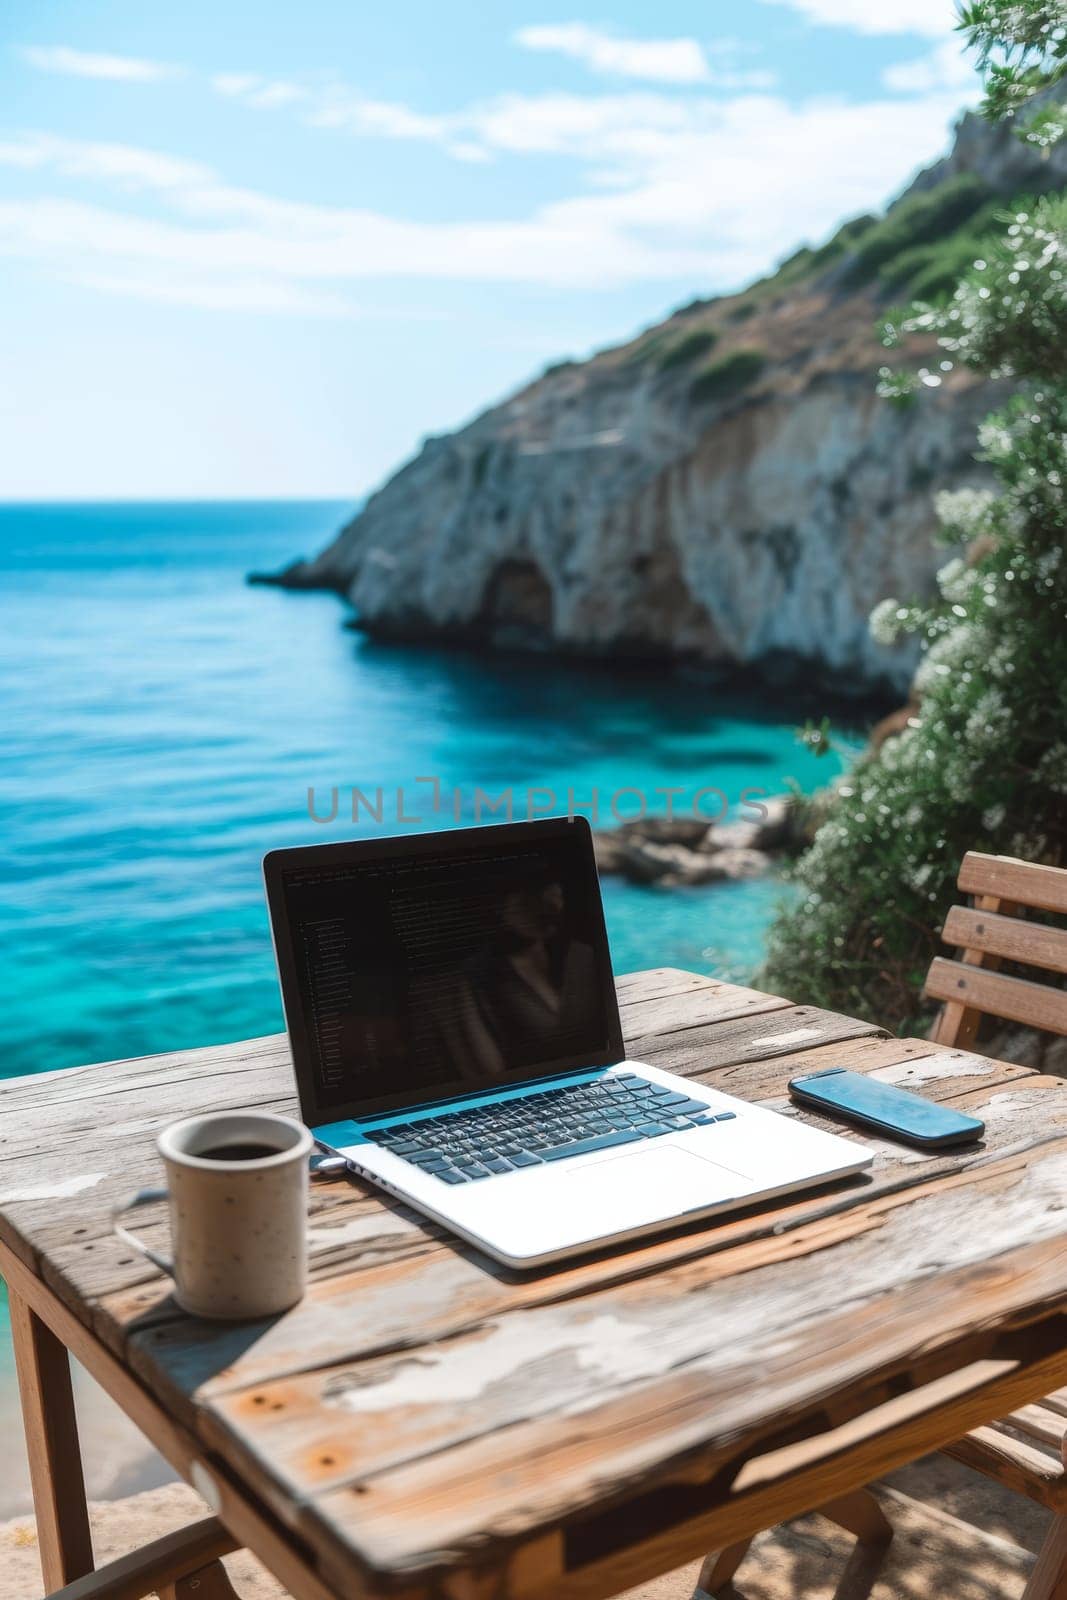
left=8, top=1281, right=94, bottom=1589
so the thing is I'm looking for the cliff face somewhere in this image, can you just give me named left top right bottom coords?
left=273, top=103, right=1067, bottom=696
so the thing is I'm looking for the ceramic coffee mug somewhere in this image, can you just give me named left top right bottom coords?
left=113, top=1110, right=313, bottom=1319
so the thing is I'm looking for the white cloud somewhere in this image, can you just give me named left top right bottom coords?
left=212, top=73, right=258, bottom=97
left=533, top=90, right=967, bottom=251
left=214, top=72, right=694, bottom=166
left=0, top=134, right=211, bottom=191
left=212, top=73, right=489, bottom=160
left=211, top=73, right=306, bottom=109
left=308, top=95, right=451, bottom=141
left=466, top=91, right=696, bottom=159
left=0, top=86, right=966, bottom=312
left=210, top=76, right=790, bottom=170
left=758, top=0, right=956, bottom=38
left=0, top=140, right=49, bottom=170
left=207, top=43, right=774, bottom=161
left=69, top=268, right=357, bottom=314
left=515, top=24, right=711, bottom=85
left=514, top=24, right=775, bottom=88
left=0, top=189, right=705, bottom=293
left=20, top=44, right=180, bottom=82
left=883, top=37, right=975, bottom=94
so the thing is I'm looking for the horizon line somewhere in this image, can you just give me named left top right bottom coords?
left=0, top=493, right=362, bottom=506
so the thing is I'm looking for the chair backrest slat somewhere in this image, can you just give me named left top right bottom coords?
left=958, top=852, right=1067, bottom=915
left=941, top=905, right=1067, bottom=977
left=925, top=956, right=1067, bottom=1037
left=924, top=852, right=1067, bottom=1048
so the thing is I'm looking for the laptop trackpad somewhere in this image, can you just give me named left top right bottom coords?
left=564, top=1146, right=750, bottom=1229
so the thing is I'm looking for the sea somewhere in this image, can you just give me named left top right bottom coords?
left=0, top=498, right=857, bottom=1502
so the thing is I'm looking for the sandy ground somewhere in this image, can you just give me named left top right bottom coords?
left=0, top=1449, right=1054, bottom=1600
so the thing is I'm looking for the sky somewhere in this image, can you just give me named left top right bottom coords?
left=0, top=0, right=979, bottom=500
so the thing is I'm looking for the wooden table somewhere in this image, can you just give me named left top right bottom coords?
left=3, top=968, right=1067, bottom=1600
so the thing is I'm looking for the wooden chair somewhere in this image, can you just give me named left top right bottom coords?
left=695, top=850, right=1067, bottom=1598
left=925, top=850, right=1067, bottom=1600
left=925, top=851, right=1067, bottom=1054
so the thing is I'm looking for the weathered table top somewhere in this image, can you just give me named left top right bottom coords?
left=3, top=969, right=1067, bottom=1600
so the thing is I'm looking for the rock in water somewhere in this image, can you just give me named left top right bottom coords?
left=592, top=796, right=802, bottom=886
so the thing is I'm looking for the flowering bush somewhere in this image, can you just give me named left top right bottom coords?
left=763, top=6, right=1067, bottom=1031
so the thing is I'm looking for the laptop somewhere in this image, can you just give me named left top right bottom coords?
left=263, top=816, right=871, bottom=1267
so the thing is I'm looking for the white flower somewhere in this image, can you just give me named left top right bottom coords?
left=877, top=726, right=917, bottom=773
left=913, top=657, right=946, bottom=695
left=1037, top=744, right=1067, bottom=794
left=986, top=640, right=1018, bottom=680
left=870, top=598, right=903, bottom=646
left=977, top=420, right=1014, bottom=460
left=913, top=623, right=981, bottom=694
left=965, top=688, right=1012, bottom=751
left=982, top=803, right=1007, bottom=830
left=936, top=557, right=978, bottom=604
left=934, top=486, right=996, bottom=541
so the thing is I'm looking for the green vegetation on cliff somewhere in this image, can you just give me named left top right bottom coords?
left=632, top=133, right=1064, bottom=392
left=689, top=349, right=766, bottom=404
left=841, top=174, right=991, bottom=287
left=657, top=328, right=719, bottom=371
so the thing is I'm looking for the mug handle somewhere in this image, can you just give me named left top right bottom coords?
left=112, top=1187, right=175, bottom=1277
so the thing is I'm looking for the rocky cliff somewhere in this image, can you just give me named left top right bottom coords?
left=262, top=102, right=1067, bottom=696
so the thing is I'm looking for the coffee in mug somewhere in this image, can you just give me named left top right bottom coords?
left=113, top=1110, right=313, bottom=1319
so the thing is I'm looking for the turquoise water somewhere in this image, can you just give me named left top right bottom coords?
left=0, top=500, right=855, bottom=1083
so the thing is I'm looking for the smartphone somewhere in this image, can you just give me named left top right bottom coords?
left=788, top=1067, right=984, bottom=1148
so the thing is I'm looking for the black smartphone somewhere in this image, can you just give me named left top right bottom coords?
left=788, top=1067, right=984, bottom=1149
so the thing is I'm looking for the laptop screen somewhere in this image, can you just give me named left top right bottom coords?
left=269, top=823, right=622, bottom=1122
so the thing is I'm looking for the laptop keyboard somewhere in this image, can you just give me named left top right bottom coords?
left=362, top=1072, right=735, bottom=1183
